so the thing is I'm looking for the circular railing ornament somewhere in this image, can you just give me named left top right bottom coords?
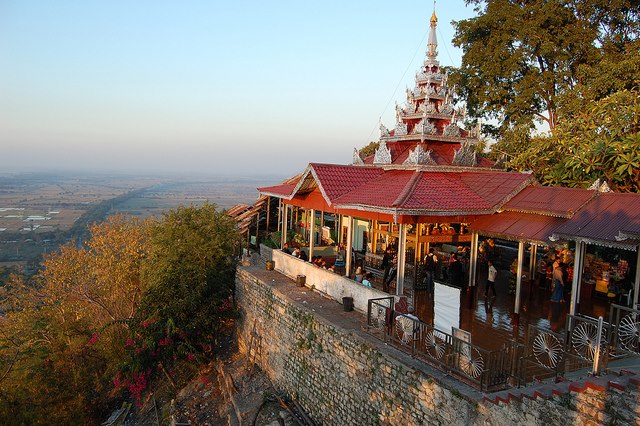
left=571, top=322, right=607, bottom=361
left=532, top=332, right=563, bottom=368
left=425, top=329, right=446, bottom=359
left=371, top=306, right=387, bottom=330
left=618, top=314, right=640, bottom=354
left=395, top=316, right=415, bottom=346
left=459, top=345, right=484, bottom=378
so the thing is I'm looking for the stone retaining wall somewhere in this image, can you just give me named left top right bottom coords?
left=235, top=268, right=640, bottom=425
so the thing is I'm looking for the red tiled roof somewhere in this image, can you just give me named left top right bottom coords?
left=309, top=163, right=384, bottom=202
left=331, top=169, right=532, bottom=214
left=257, top=183, right=296, bottom=198
left=470, top=211, right=565, bottom=244
left=553, top=192, right=640, bottom=248
left=503, top=186, right=596, bottom=217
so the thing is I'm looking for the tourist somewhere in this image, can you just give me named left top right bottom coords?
left=449, top=252, right=465, bottom=289
left=381, top=248, right=393, bottom=291
left=485, top=259, right=497, bottom=298
left=550, top=261, right=564, bottom=302
left=422, top=247, right=438, bottom=292
left=281, top=243, right=291, bottom=254
left=292, top=247, right=301, bottom=258
left=354, top=266, right=364, bottom=283
left=362, top=272, right=373, bottom=288
left=299, top=249, right=308, bottom=261
left=384, top=252, right=398, bottom=291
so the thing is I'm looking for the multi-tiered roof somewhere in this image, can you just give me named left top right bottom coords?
left=356, top=12, right=491, bottom=169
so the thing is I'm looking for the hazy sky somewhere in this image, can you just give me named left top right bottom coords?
left=1, top=1, right=476, bottom=177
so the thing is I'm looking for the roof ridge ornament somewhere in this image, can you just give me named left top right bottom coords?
left=452, top=141, right=477, bottom=167
left=426, top=7, right=438, bottom=64
left=373, top=141, right=392, bottom=165
left=404, top=144, right=437, bottom=166
left=352, top=148, right=365, bottom=165
left=588, top=178, right=612, bottom=192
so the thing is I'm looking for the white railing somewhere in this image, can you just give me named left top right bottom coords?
left=270, top=248, right=390, bottom=314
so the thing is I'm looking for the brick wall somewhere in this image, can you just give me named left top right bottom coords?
left=235, top=268, right=640, bottom=426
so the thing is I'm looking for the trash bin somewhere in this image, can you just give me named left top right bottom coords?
left=266, top=260, right=275, bottom=271
left=342, top=297, right=354, bottom=312
left=296, top=274, right=306, bottom=287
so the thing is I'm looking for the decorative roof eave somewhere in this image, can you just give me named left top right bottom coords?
left=333, top=203, right=497, bottom=220
left=502, top=208, right=575, bottom=219
left=475, top=230, right=551, bottom=247
left=616, top=230, right=640, bottom=242
left=551, top=233, right=639, bottom=252
left=382, top=133, right=474, bottom=143
left=259, top=189, right=295, bottom=200
left=286, top=164, right=335, bottom=207
left=379, top=164, right=508, bottom=173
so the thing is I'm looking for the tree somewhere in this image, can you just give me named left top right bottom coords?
left=509, top=88, right=640, bottom=191
left=0, top=215, right=151, bottom=424
left=452, top=0, right=640, bottom=139
left=121, top=203, right=241, bottom=396
left=358, top=141, right=379, bottom=160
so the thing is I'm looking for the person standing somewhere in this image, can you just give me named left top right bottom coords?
left=422, top=248, right=438, bottom=293
left=550, top=261, right=565, bottom=302
left=485, top=259, right=497, bottom=298
left=381, top=248, right=392, bottom=292
left=449, top=252, right=465, bottom=289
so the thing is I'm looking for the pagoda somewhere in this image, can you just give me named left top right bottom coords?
left=355, top=11, right=489, bottom=169
left=249, top=7, right=640, bottom=324
left=256, top=9, right=535, bottom=297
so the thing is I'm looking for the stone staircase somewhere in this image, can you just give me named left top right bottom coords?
left=483, top=369, right=639, bottom=405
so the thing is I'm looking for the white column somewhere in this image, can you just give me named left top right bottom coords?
left=634, top=245, right=640, bottom=308
left=396, top=223, right=407, bottom=295
left=514, top=240, right=525, bottom=315
left=277, top=199, right=282, bottom=233
left=469, top=232, right=479, bottom=288
left=345, top=216, right=354, bottom=277
left=570, top=241, right=586, bottom=316
left=281, top=203, right=289, bottom=248
left=308, top=209, right=316, bottom=260
left=529, top=244, right=538, bottom=281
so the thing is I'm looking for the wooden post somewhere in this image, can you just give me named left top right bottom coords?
left=265, top=196, right=271, bottom=235
left=345, top=216, right=353, bottom=277
left=309, top=209, right=315, bottom=260
left=277, top=199, right=282, bottom=233
left=282, top=204, right=289, bottom=248
left=396, top=223, right=407, bottom=296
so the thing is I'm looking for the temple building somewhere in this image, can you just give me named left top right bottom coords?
left=240, top=9, right=640, bottom=385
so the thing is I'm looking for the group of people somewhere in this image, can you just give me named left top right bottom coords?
left=353, top=266, right=373, bottom=288
left=281, top=243, right=308, bottom=261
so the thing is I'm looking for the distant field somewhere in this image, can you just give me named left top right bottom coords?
left=0, top=172, right=272, bottom=266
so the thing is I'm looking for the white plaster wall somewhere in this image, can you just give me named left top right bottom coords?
left=271, top=249, right=389, bottom=313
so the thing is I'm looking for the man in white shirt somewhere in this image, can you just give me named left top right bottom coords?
left=486, top=259, right=497, bottom=297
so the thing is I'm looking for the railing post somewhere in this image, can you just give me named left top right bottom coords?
left=592, top=316, right=604, bottom=375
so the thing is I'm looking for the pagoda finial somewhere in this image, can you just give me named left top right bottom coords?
left=426, top=3, right=438, bottom=62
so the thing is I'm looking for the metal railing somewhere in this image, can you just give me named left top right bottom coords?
left=609, top=303, right=640, bottom=357
left=367, top=303, right=520, bottom=392
left=367, top=299, right=640, bottom=392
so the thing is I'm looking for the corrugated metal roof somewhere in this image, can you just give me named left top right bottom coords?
left=552, top=192, right=640, bottom=248
left=470, top=211, right=564, bottom=245
left=503, top=186, right=596, bottom=217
